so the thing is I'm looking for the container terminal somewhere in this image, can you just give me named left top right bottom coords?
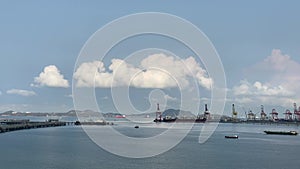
left=154, top=102, right=300, bottom=125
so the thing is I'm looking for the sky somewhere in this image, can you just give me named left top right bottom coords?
left=1, top=0, right=300, bottom=117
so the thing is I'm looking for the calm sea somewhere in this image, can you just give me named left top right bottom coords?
left=0, top=122, right=299, bottom=169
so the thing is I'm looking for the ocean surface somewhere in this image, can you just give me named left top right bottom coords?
left=0, top=122, right=300, bottom=169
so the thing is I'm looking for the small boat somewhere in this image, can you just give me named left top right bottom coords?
left=134, top=125, right=139, bottom=129
left=264, top=130, right=298, bottom=135
left=225, top=135, right=238, bottom=139
left=162, top=116, right=177, bottom=122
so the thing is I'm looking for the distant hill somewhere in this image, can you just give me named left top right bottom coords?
left=162, top=109, right=196, bottom=119
left=1, top=109, right=230, bottom=121
left=0, top=110, right=99, bottom=117
left=124, top=109, right=196, bottom=119
left=2, top=110, right=15, bottom=115
left=0, top=109, right=125, bottom=118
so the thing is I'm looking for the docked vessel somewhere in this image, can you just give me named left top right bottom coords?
left=264, top=130, right=298, bottom=135
left=195, top=117, right=207, bottom=123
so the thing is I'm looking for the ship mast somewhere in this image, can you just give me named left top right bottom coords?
left=232, top=104, right=238, bottom=120
left=155, top=103, right=162, bottom=122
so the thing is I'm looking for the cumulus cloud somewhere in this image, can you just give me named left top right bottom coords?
left=233, top=80, right=293, bottom=97
left=231, top=49, right=300, bottom=107
left=231, top=80, right=295, bottom=107
left=232, top=80, right=251, bottom=96
left=6, top=89, right=36, bottom=96
left=232, top=94, right=298, bottom=108
left=74, top=53, right=212, bottom=89
left=32, top=65, right=69, bottom=88
left=245, top=49, right=300, bottom=92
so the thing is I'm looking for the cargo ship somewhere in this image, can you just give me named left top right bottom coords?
left=264, top=130, right=298, bottom=135
left=154, top=103, right=209, bottom=123
left=225, top=135, right=239, bottom=139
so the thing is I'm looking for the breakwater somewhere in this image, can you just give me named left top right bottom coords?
left=0, top=119, right=114, bottom=134
left=0, top=120, right=66, bottom=133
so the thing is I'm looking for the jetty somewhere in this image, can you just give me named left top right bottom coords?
left=0, top=119, right=66, bottom=133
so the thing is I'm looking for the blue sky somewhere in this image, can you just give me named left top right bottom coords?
left=1, top=0, right=300, bottom=117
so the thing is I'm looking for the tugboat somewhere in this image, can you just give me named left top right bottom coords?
left=264, top=131, right=298, bottom=135
left=162, top=116, right=177, bottom=122
left=134, top=125, right=139, bottom=129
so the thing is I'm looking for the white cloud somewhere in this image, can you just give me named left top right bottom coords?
left=233, top=80, right=293, bottom=97
left=232, top=80, right=295, bottom=107
left=6, top=89, right=36, bottom=96
left=232, top=95, right=299, bottom=108
left=246, top=49, right=300, bottom=92
left=253, top=81, right=292, bottom=96
left=31, top=65, right=69, bottom=88
left=74, top=53, right=212, bottom=89
left=232, top=80, right=251, bottom=96
left=230, top=49, right=300, bottom=107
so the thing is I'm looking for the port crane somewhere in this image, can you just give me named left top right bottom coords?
left=284, top=109, right=293, bottom=121
left=247, top=110, right=256, bottom=120
left=293, top=103, right=300, bottom=121
left=232, top=104, right=238, bottom=121
left=260, top=105, right=267, bottom=120
left=270, top=108, right=279, bottom=121
left=241, top=106, right=256, bottom=121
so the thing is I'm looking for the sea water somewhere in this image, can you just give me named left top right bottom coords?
left=0, top=123, right=299, bottom=169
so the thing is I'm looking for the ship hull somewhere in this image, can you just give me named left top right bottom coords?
left=225, top=135, right=238, bottom=139
left=154, top=118, right=207, bottom=123
left=264, top=131, right=298, bottom=135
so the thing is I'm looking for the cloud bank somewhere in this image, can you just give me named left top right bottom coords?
left=74, top=53, right=212, bottom=89
left=6, top=89, right=36, bottom=96
left=32, top=65, right=69, bottom=88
